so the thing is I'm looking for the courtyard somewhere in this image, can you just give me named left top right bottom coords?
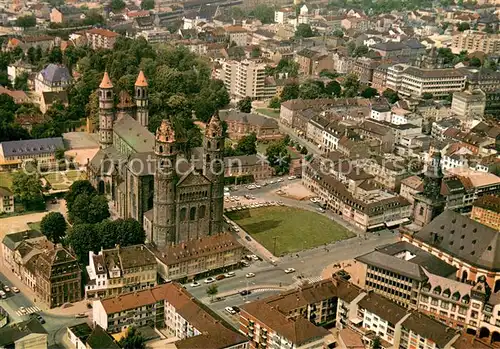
left=226, top=206, right=355, bottom=256
left=43, top=170, right=86, bottom=191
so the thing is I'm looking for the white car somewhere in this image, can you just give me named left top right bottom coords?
left=277, top=178, right=283, bottom=182
left=225, top=306, right=237, bottom=315
left=245, top=272, right=256, bottom=278
left=316, top=208, right=325, bottom=213
left=284, top=268, right=296, bottom=274
left=310, top=197, right=318, bottom=203
left=190, top=281, right=201, bottom=287
left=288, top=176, right=297, bottom=180
left=255, top=184, right=262, bottom=189
left=0, top=291, right=5, bottom=299
left=11, top=287, right=19, bottom=293
left=224, top=272, right=236, bottom=278
left=204, top=277, right=216, bottom=284
left=3, top=286, right=10, bottom=292
left=268, top=180, right=275, bottom=184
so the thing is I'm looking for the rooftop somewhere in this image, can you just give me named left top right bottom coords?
left=474, top=195, right=500, bottom=213
left=0, top=137, right=63, bottom=158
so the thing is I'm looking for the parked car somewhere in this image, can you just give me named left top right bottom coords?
left=204, top=277, right=216, bottom=284
left=316, top=208, right=325, bottom=213
left=288, top=175, right=297, bottom=180
left=240, top=260, right=249, bottom=267
left=75, top=313, right=88, bottom=318
left=190, top=281, right=201, bottom=287
left=245, top=235, right=252, bottom=241
left=31, top=313, right=45, bottom=324
left=240, top=290, right=251, bottom=296
left=284, top=268, right=296, bottom=274
left=216, top=275, right=225, bottom=281
left=245, top=272, right=256, bottom=278
left=224, top=272, right=236, bottom=278
left=232, top=306, right=240, bottom=313
left=11, top=286, right=19, bottom=293
left=3, top=285, right=10, bottom=292
left=0, top=291, right=6, bottom=299
left=225, top=306, right=237, bottom=315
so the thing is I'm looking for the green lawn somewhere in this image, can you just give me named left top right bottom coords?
left=28, top=221, right=41, bottom=232
left=44, top=172, right=65, bottom=184
left=66, top=170, right=85, bottom=181
left=255, top=108, right=280, bottom=119
left=226, top=206, right=355, bottom=256
left=0, top=172, right=14, bottom=190
left=256, top=142, right=269, bottom=155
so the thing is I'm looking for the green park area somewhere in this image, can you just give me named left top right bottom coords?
left=226, top=206, right=355, bottom=255
left=255, top=108, right=280, bottom=119
left=44, top=170, right=86, bottom=191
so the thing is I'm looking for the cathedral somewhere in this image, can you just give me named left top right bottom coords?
left=87, top=72, right=225, bottom=248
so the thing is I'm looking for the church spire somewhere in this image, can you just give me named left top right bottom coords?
left=135, top=70, right=148, bottom=87
left=135, top=71, right=149, bottom=128
left=99, top=71, right=113, bottom=89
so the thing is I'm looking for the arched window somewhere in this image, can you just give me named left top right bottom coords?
left=190, top=207, right=196, bottom=220
left=199, top=205, right=206, bottom=219
left=159, top=145, right=163, bottom=153
left=180, top=208, right=187, bottom=221
left=206, top=154, right=210, bottom=163
left=419, top=206, right=424, bottom=216
left=106, top=91, right=111, bottom=99
left=207, top=141, right=211, bottom=149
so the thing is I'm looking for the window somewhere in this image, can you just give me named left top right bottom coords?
left=198, top=205, right=206, bottom=219
left=180, top=208, right=187, bottom=221
left=190, top=207, right=196, bottom=220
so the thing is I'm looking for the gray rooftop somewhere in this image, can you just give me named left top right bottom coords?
left=356, top=241, right=457, bottom=281
left=0, top=137, right=64, bottom=158
left=0, top=318, right=47, bottom=346
left=113, top=115, right=155, bottom=153
left=39, top=64, right=71, bottom=84
left=414, top=210, right=500, bottom=272
left=219, top=110, right=278, bottom=129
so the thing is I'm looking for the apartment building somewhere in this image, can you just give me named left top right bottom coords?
left=275, top=7, right=294, bottom=24
left=471, top=195, right=500, bottom=230
left=84, top=28, right=119, bottom=50
left=451, top=90, right=486, bottom=118
left=303, top=157, right=411, bottom=232
left=225, top=26, right=248, bottom=47
left=34, top=64, right=72, bottom=93
left=225, top=155, right=274, bottom=180
left=356, top=241, right=457, bottom=309
left=240, top=280, right=339, bottom=349
left=93, top=283, right=248, bottom=349
left=147, top=233, right=244, bottom=282
left=440, top=168, right=500, bottom=212
left=336, top=279, right=462, bottom=349
left=296, top=49, right=334, bottom=76
left=387, top=64, right=466, bottom=98
left=359, top=156, right=411, bottom=191
left=219, top=60, right=276, bottom=99
left=399, top=176, right=424, bottom=207
left=0, top=137, right=64, bottom=171
left=452, top=30, right=500, bottom=55
left=85, top=245, right=157, bottom=299
left=219, top=110, right=282, bottom=142
left=0, top=186, right=13, bottom=213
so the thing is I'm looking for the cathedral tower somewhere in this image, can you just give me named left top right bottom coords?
left=152, top=119, right=178, bottom=248
left=203, top=111, right=224, bottom=235
left=116, top=90, right=135, bottom=120
left=135, top=71, right=149, bottom=128
left=98, top=72, right=114, bottom=149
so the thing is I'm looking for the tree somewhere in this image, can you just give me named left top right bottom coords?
left=325, top=80, right=341, bottom=97
left=48, top=46, right=63, bottom=64
left=268, top=96, right=281, bottom=109
left=16, top=15, right=36, bottom=28
left=457, top=22, right=470, bottom=31
left=98, top=218, right=146, bottom=249
left=12, top=172, right=44, bottom=210
left=14, top=72, right=29, bottom=91
left=111, top=0, right=126, bottom=11
left=353, top=45, right=369, bottom=57
left=371, top=336, right=381, bottom=349
left=65, top=180, right=96, bottom=212
left=332, top=29, right=344, bottom=37
left=235, top=133, right=257, bottom=155
left=295, top=24, right=314, bottom=38
left=469, top=57, right=482, bottom=67
left=67, top=224, right=100, bottom=264
left=361, top=87, right=378, bottom=98
left=237, top=97, right=252, bottom=113
left=206, top=284, right=219, bottom=302
left=342, top=74, right=360, bottom=97
left=40, top=212, right=67, bottom=243
left=120, top=327, right=146, bottom=349
left=69, top=193, right=110, bottom=224
left=55, top=148, right=65, bottom=160
left=249, top=4, right=274, bottom=24
left=140, top=0, right=155, bottom=10
left=251, top=47, right=261, bottom=58
left=299, top=81, right=324, bottom=99
left=280, top=83, right=299, bottom=101
left=422, top=92, right=434, bottom=100
left=382, top=88, right=400, bottom=104
left=266, top=140, right=291, bottom=175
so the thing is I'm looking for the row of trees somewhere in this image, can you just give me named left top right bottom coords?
left=64, top=180, right=146, bottom=263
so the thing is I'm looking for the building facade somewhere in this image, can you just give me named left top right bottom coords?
left=219, top=59, right=276, bottom=99
left=470, top=195, right=500, bottom=230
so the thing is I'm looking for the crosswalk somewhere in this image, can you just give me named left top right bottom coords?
left=16, top=306, right=40, bottom=316
left=293, top=276, right=324, bottom=285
